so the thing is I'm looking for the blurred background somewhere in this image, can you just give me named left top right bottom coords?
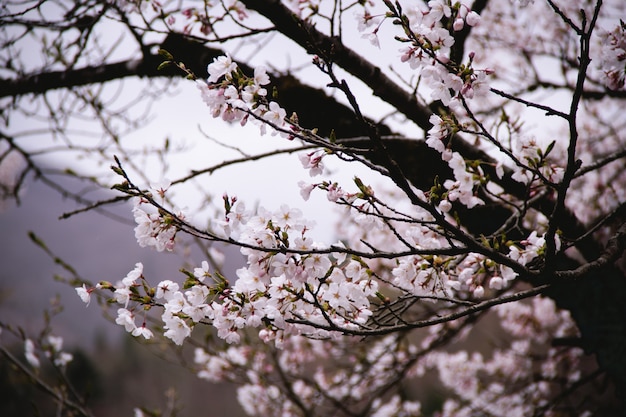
left=0, top=160, right=248, bottom=416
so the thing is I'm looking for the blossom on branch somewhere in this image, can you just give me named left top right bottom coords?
left=133, top=198, right=183, bottom=252
left=599, top=22, right=626, bottom=90
left=24, top=339, right=40, bottom=369
left=207, top=54, right=238, bottom=83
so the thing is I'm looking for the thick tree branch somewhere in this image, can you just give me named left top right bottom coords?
left=556, top=221, right=626, bottom=280
left=239, top=0, right=607, bottom=261
left=0, top=36, right=224, bottom=98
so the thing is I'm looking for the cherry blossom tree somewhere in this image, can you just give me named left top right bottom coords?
left=2, top=0, right=626, bottom=416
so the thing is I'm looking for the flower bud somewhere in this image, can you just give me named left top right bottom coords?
left=453, top=18, right=464, bottom=31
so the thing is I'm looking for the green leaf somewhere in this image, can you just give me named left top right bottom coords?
left=157, top=60, right=173, bottom=71
left=157, top=48, right=174, bottom=61
left=110, top=165, right=123, bottom=176
left=111, top=182, right=130, bottom=192
left=544, top=140, right=556, bottom=158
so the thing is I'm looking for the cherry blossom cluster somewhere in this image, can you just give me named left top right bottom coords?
left=78, top=261, right=159, bottom=341
left=79, top=196, right=379, bottom=346
left=212, top=199, right=379, bottom=344
left=333, top=194, right=523, bottom=299
left=382, top=1, right=491, bottom=105
left=566, top=118, right=626, bottom=225
left=426, top=114, right=564, bottom=217
left=342, top=208, right=520, bottom=299
left=508, top=230, right=558, bottom=266
left=109, top=262, right=156, bottom=340
left=425, top=296, right=586, bottom=417
left=132, top=197, right=184, bottom=252
left=599, top=21, right=626, bottom=90
left=509, top=135, right=564, bottom=186
left=115, top=178, right=187, bottom=253
left=194, top=339, right=327, bottom=414
left=328, top=182, right=560, bottom=300
left=100, top=167, right=550, bottom=348
left=187, top=292, right=587, bottom=416
left=92, top=259, right=208, bottom=344
left=193, top=332, right=424, bottom=416
left=391, top=240, right=524, bottom=301
left=23, top=335, right=74, bottom=369
left=312, top=334, right=419, bottom=402
left=196, top=55, right=289, bottom=137
left=426, top=114, right=485, bottom=210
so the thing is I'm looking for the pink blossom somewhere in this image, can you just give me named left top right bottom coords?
left=472, top=285, right=484, bottom=298
left=298, top=181, right=315, bottom=200
left=132, top=325, right=154, bottom=340
left=24, top=339, right=40, bottom=368
left=193, top=261, right=211, bottom=282
left=489, top=276, right=504, bottom=290
left=466, top=11, right=481, bottom=27
left=75, top=284, right=92, bottom=306
left=298, top=151, right=325, bottom=176
left=207, top=54, right=238, bottom=83
left=156, top=279, right=180, bottom=300
left=262, top=101, right=287, bottom=133
left=453, top=18, right=464, bottom=32
left=163, top=314, right=191, bottom=345
left=115, top=308, right=137, bottom=332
